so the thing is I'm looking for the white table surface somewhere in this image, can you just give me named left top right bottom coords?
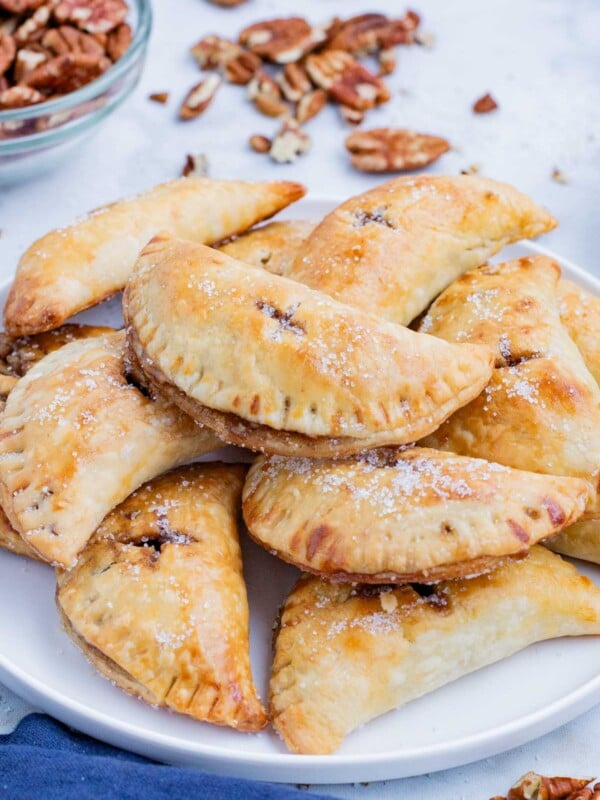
left=0, top=0, right=599, bottom=796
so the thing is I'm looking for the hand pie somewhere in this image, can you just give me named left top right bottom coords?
left=4, top=177, right=305, bottom=336
left=549, top=516, right=600, bottom=564
left=558, top=279, right=600, bottom=385
left=124, top=235, right=494, bottom=458
left=270, top=547, right=600, bottom=754
left=421, top=258, right=600, bottom=484
left=219, top=220, right=315, bottom=277
left=288, top=175, right=556, bottom=325
left=56, top=463, right=267, bottom=732
left=0, top=324, right=113, bottom=377
left=243, top=449, right=592, bottom=583
left=0, top=331, right=221, bottom=568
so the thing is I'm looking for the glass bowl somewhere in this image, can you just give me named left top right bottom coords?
left=0, top=0, right=152, bottom=185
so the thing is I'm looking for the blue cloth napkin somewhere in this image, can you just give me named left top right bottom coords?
left=0, top=714, right=334, bottom=800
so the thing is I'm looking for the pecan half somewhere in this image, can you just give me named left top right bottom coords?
left=473, top=92, right=498, bottom=113
left=224, top=49, right=261, bottom=85
left=239, top=17, right=325, bottom=64
left=248, top=70, right=288, bottom=117
left=306, top=50, right=389, bottom=110
left=106, top=21, right=130, bottom=60
left=276, top=61, right=311, bottom=103
left=325, top=11, right=420, bottom=55
left=21, top=52, right=110, bottom=93
left=0, top=30, right=15, bottom=75
left=345, top=128, right=450, bottom=172
left=54, top=0, right=128, bottom=34
left=507, top=773, right=594, bottom=800
left=269, top=117, right=310, bottom=163
left=296, top=88, right=326, bottom=123
left=190, top=34, right=242, bottom=70
left=42, top=25, right=105, bottom=57
left=249, top=133, right=270, bottom=153
left=179, top=73, right=221, bottom=120
left=0, top=83, right=42, bottom=107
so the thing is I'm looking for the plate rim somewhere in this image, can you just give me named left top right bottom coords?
left=0, top=196, right=599, bottom=783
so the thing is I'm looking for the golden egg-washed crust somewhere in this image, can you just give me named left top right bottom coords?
left=288, top=175, right=556, bottom=325
left=243, top=448, right=592, bottom=583
left=4, top=178, right=306, bottom=336
left=420, top=256, right=568, bottom=366
left=270, top=547, right=600, bottom=754
left=0, top=506, right=42, bottom=561
left=56, top=463, right=267, bottom=732
left=218, top=220, right=315, bottom=277
left=124, top=235, right=494, bottom=457
left=0, top=324, right=114, bottom=377
left=558, top=279, right=600, bottom=386
left=0, top=332, right=221, bottom=568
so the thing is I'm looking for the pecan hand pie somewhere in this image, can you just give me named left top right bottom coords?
left=243, top=449, right=592, bottom=583
left=270, top=547, right=600, bottom=754
left=0, top=332, right=220, bottom=567
left=422, top=257, right=600, bottom=485
left=287, top=175, right=556, bottom=325
left=219, top=220, right=315, bottom=277
left=558, top=278, right=600, bottom=386
left=4, top=177, right=306, bottom=336
left=57, top=463, right=267, bottom=732
left=124, top=235, right=494, bottom=458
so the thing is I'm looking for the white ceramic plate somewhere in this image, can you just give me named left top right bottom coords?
left=0, top=196, right=599, bottom=784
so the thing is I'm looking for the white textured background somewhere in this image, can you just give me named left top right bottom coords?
left=1, top=0, right=599, bottom=797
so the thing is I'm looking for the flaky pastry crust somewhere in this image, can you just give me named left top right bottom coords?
left=558, top=278, right=600, bottom=386
left=270, top=547, right=600, bottom=754
left=243, top=448, right=592, bottom=582
left=4, top=178, right=305, bottom=336
left=219, top=220, right=315, bottom=277
left=288, top=175, right=556, bottom=324
left=124, top=235, right=494, bottom=457
left=0, top=332, right=220, bottom=568
left=56, top=464, right=267, bottom=731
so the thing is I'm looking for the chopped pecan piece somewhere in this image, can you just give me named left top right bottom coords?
left=0, top=83, right=42, bottom=107
left=0, top=30, right=15, bottom=75
left=473, top=92, right=498, bottom=113
left=269, top=117, right=310, bottom=163
left=339, top=104, right=364, bottom=125
left=54, top=0, right=128, bottom=34
left=21, top=52, right=110, bottom=93
left=190, top=34, right=242, bottom=70
left=345, top=128, right=450, bottom=172
left=239, top=16, right=325, bottom=63
left=148, top=90, right=168, bottom=104
left=306, top=50, right=389, bottom=110
left=179, top=73, right=221, bottom=120
left=507, top=773, right=594, bottom=800
left=42, top=25, right=106, bottom=57
left=296, top=88, right=326, bottom=124
left=249, top=133, right=271, bottom=153
left=551, top=166, right=568, bottom=184
left=378, top=47, right=396, bottom=75
left=13, top=46, right=47, bottom=81
left=248, top=70, right=288, bottom=117
left=276, top=61, right=311, bottom=103
left=106, top=21, right=130, bottom=60
left=181, top=152, right=209, bottom=177
left=224, top=49, right=261, bottom=84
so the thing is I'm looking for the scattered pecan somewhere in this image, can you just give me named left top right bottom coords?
left=296, top=88, right=326, bottom=124
left=0, top=0, right=44, bottom=12
left=248, top=70, right=288, bottom=117
left=346, top=128, right=450, bottom=172
left=148, top=90, right=168, bottom=104
left=249, top=133, right=270, bottom=153
left=191, top=34, right=242, bottom=70
left=105, top=21, right=130, bottom=60
left=276, top=61, right=311, bottom=103
left=551, top=167, right=568, bottom=184
left=22, top=51, right=110, bottom=93
left=207, top=0, right=247, bottom=5
left=460, top=163, right=481, bottom=175
left=0, top=83, right=42, bottom=106
left=507, top=773, right=594, bottom=800
left=54, top=0, right=128, bottom=34
left=325, top=11, right=420, bottom=55
left=306, top=49, right=389, bottom=110
left=181, top=152, right=209, bottom=177
left=269, top=117, right=310, bottom=163
left=179, top=73, right=221, bottom=120
left=339, top=104, right=364, bottom=125
left=0, top=30, right=15, bottom=75
left=13, top=46, right=47, bottom=81
left=224, top=49, right=261, bottom=85
left=239, top=16, right=325, bottom=63
left=473, top=92, right=498, bottom=113
left=42, top=25, right=105, bottom=56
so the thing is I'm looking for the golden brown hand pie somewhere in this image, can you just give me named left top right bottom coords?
left=288, top=175, right=556, bottom=325
left=124, top=235, right=494, bottom=458
left=219, top=220, right=315, bottom=277
left=243, top=448, right=592, bottom=583
left=0, top=506, right=41, bottom=561
left=270, top=547, right=600, bottom=754
left=558, top=278, right=600, bottom=385
left=4, top=177, right=306, bottom=336
left=56, top=463, right=267, bottom=732
left=0, top=331, right=221, bottom=568
left=0, top=324, right=114, bottom=377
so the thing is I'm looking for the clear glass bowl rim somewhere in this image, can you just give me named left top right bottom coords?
left=0, top=0, right=152, bottom=127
